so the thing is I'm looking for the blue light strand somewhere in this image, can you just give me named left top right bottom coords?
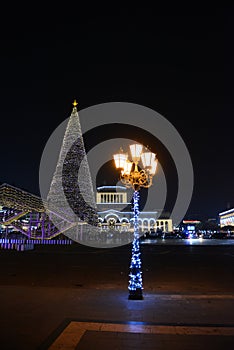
left=128, top=190, right=143, bottom=293
left=133, top=190, right=139, bottom=234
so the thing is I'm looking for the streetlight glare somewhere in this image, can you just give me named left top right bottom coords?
left=123, top=160, right=133, bottom=175
left=141, top=151, right=156, bottom=168
left=149, top=159, right=158, bottom=175
left=114, top=143, right=158, bottom=191
left=113, top=153, right=128, bottom=169
left=130, top=144, right=143, bottom=162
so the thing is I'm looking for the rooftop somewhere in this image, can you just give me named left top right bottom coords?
left=96, top=186, right=127, bottom=192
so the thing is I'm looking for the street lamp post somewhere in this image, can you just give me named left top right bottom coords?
left=113, top=144, right=158, bottom=300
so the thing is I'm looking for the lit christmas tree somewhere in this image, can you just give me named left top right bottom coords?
left=47, top=101, right=98, bottom=237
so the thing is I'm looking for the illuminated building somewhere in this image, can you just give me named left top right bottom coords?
left=219, top=208, right=234, bottom=227
left=96, top=185, right=173, bottom=232
left=177, top=219, right=201, bottom=236
left=0, top=182, right=173, bottom=238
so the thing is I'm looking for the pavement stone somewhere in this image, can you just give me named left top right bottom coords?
left=0, top=244, right=234, bottom=349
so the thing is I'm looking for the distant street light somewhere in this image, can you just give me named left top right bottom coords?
left=114, top=144, right=157, bottom=299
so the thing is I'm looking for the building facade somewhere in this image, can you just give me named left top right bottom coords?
left=96, top=186, right=173, bottom=232
left=1, top=183, right=174, bottom=238
left=219, top=208, right=234, bottom=227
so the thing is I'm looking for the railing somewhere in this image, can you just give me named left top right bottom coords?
left=1, top=211, right=29, bottom=225
left=0, top=238, right=73, bottom=251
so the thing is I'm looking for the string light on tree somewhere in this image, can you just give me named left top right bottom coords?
left=47, top=100, right=98, bottom=231
left=113, top=143, right=158, bottom=300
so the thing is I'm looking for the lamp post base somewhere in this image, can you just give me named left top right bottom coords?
left=128, top=290, right=144, bottom=300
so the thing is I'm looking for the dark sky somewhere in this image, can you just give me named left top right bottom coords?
left=1, top=8, right=233, bottom=221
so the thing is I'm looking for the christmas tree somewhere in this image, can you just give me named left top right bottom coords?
left=46, top=101, right=98, bottom=241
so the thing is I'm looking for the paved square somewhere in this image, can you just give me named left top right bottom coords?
left=47, top=321, right=234, bottom=349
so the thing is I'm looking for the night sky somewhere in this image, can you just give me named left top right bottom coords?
left=1, top=8, right=233, bottom=221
